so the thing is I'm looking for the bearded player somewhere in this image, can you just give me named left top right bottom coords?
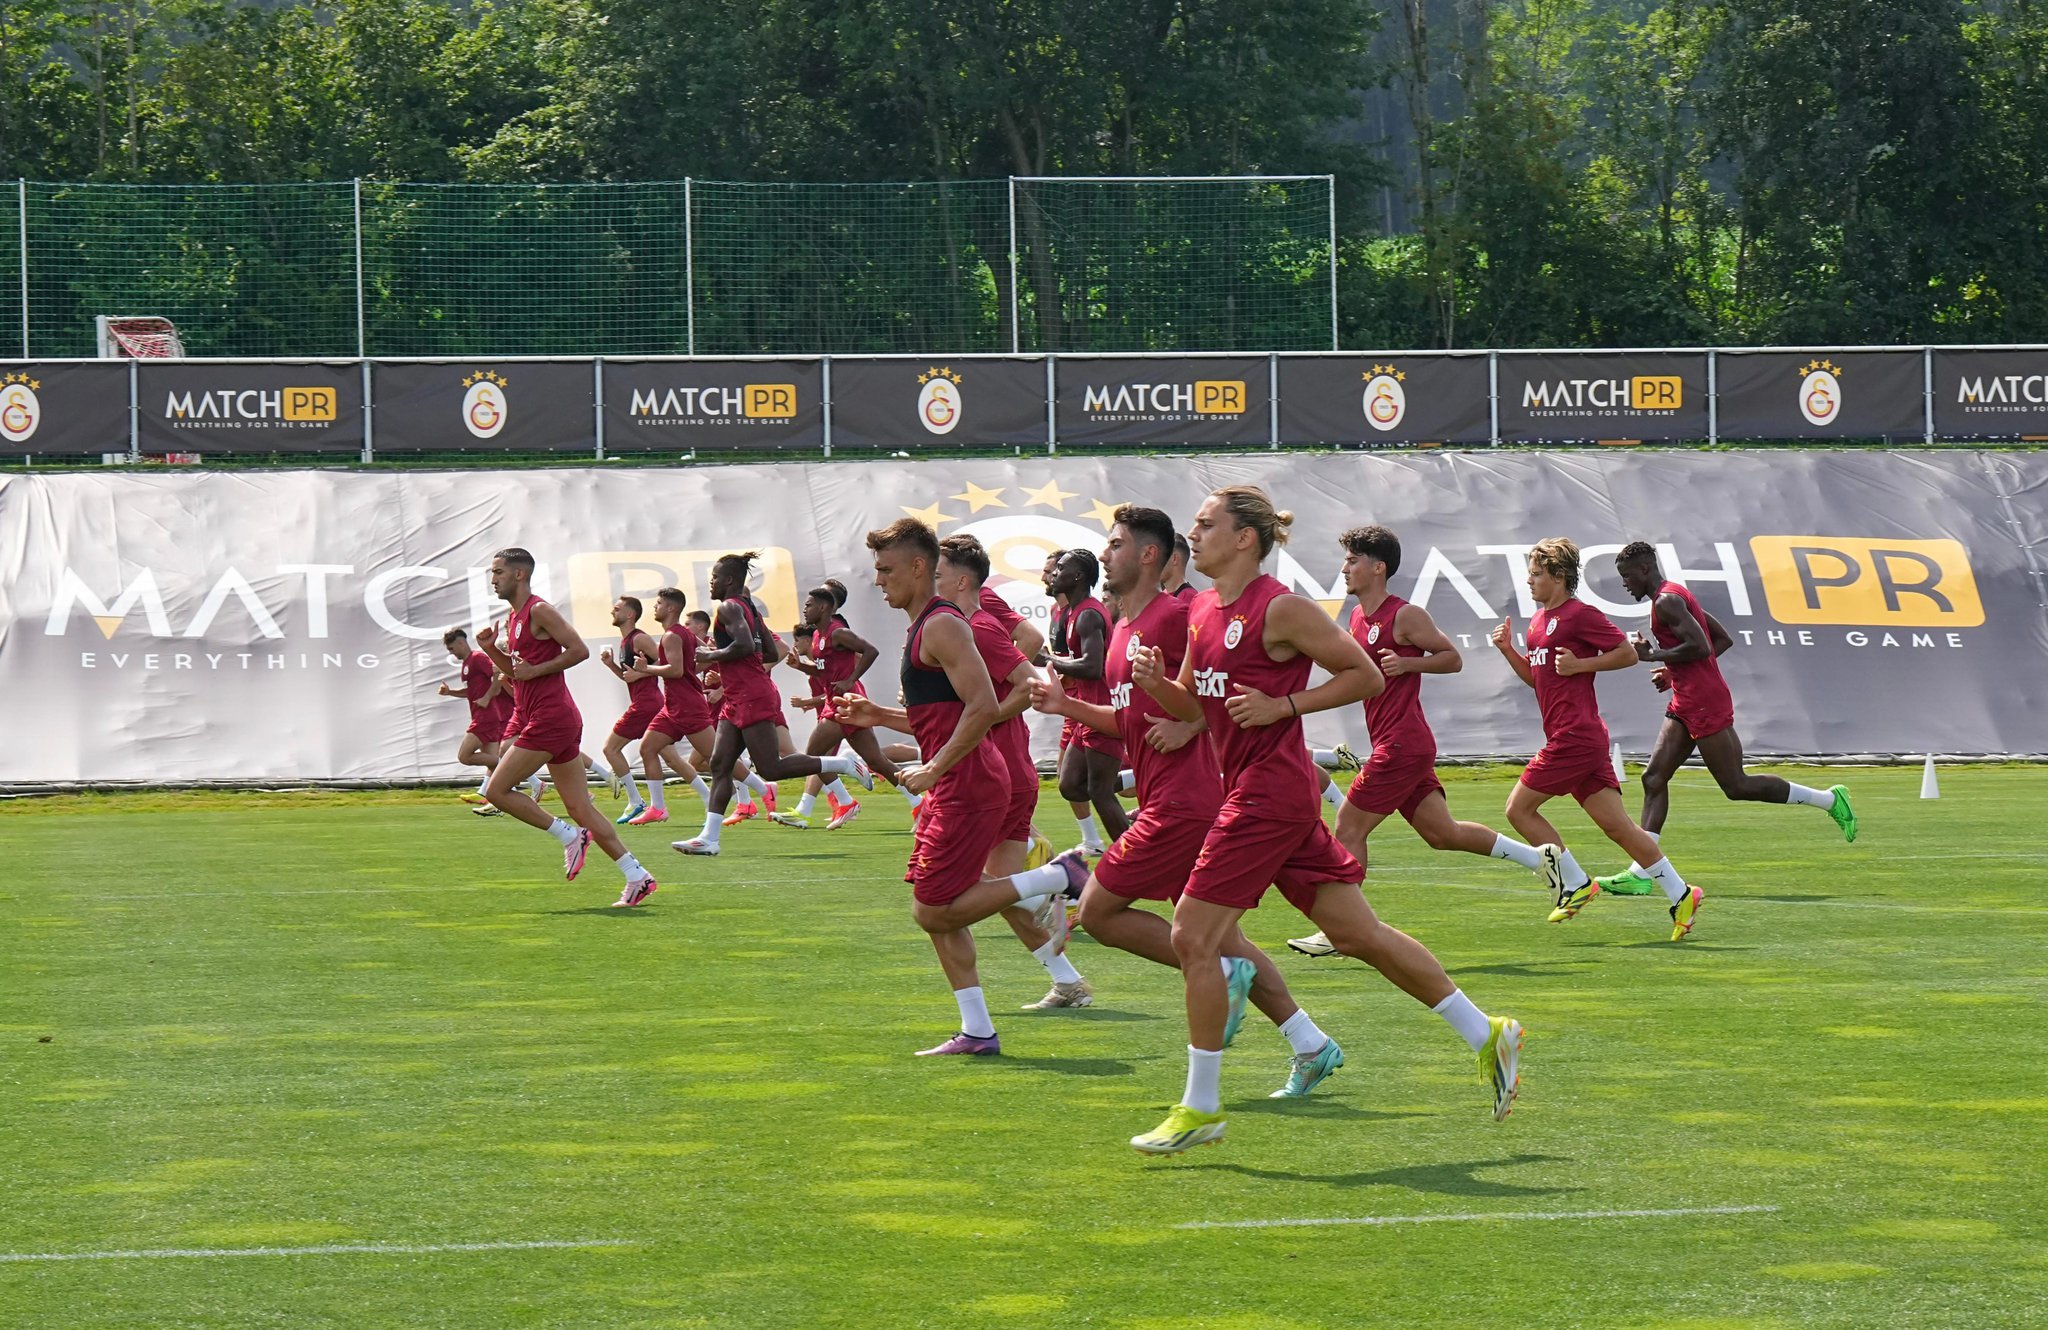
left=1046, top=549, right=1128, bottom=848
left=596, top=595, right=665, bottom=821
left=1128, top=487, right=1520, bottom=1155
left=439, top=626, right=517, bottom=809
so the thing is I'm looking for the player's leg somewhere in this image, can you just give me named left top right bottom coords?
left=549, top=755, right=656, bottom=899
left=1507, top=778, right=1595, bottom=917
left=1132, top=894, right=1247, bottom=1151
left=627, top=730, right=675, bottom=824
left=1056, top=744, right=1101, bottom=850
left=917, top=845, right=1090, bottom=935
left=1637, top=715, right=1696, bottom=834
left=993, top=834, right=1091, bottom=1009
left=776, top=719, right=850, bottom=827
left=1697, top=727, right=1854, bottom=837
left=456, top=732, right=493, bottom=770
left=737, top=719, right=868, bottom=789
left=673, top=722, right=746, bottom=854
left=913, top=925, right=998, bottom=1054
left=1081, top=745, right=1129, bottom=840
left=1579, top=785, right=1703, bottom=938
left=484, top=744, right=554, bottom=827
left=1331, top=800, right=1391, bottom=867
left=602, top=731, right=641, bottom=812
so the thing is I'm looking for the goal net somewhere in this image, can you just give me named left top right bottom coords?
left=96, top=315, right=187, bottom=359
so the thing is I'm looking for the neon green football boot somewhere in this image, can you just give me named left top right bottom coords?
left=1131, top=1105, right=1227, bottom=1156
left=1480, top=1016, right=1523, bottom=1121
left=1827, top=785, right=1857, bottom=843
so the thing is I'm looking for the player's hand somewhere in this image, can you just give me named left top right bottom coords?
left=900, top=762, right=937, bottom=795
left=1030, top=648, right=1051, bottom=668
left=791, top=695, right=823, bottom=712
left=1488, top=618, right=1512, bottom=651
left=835, top=695, right=881, bottom=727
left=1146, top=715, right=1203, bottom=753
left=703, top=669, right=722, bottom=689
left=475, top=624, right=497, bottom=650
left=1377, top=647, right=1419, bottom=678
left=511, top=661, right=541, bottom=681
left=1130, top=644, right=1166, bottom=688
left=621, top=668, right=647, bottom=683
left=1553, top=647, right=1584, bottom=677
left=436, top=683, right=456, bottom=696
left=1028, top=674, right=1069, bottom=715
left=1226, top=683, right=1289, bottom=728
left=600, top=648, right=616, bottom=667
left=1651, top=664, right=1674, bottom=693
left=1629, top=631, right=1656, bottom=664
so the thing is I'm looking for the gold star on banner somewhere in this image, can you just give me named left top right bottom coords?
left=901, top=502, right=956, bottom=529
left=461, top=374, right=476, bottom=387
left=952, top=482, right=1009, bottom=513
left=1021, top=480, right=1076, bottom=511
left=1083, top=498, right=1121, bottom=531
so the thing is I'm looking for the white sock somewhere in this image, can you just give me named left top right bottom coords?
left=743, top=773, right=768, bottom=796
left=819, top=755, right=857, bottom=777
left=1311, top=749, right=1340, bottom=768
left=618, top=852, right=650, bottom=884
left=1626, top=831, right=1660, bottom=875
left=1075, top=813, right=1100, bottom=845
left=1321, top=780, right=1344, bottom=808
left=825, top=778, right=850, bottom=802
left=796, top=791, right=817, bottom=817
left=1182, top=1046, right=1224, bottom=1114
left=590, top=760, right=612, bottom=781
left=1276, top=1008, right=1329, bottom=1057
left=900, top=787, right=922, bottom=810
left=1644, top=856, right=1689, bottom=904
left=1432, top=988, right=1492, bottom=1052
left=1785, top=782, right=1835, bottom=809
left=648, top=780, right=666, bottom=811
left=1118, top=769, right=1136, bottom=793
left=1218, top=957, right=1237, bottom=980
left=690, top=775, right=711, bottom=802
left=524, top=774, right=544, bottom=797
left=1559, top=848, right=1591, bottom=890
left=697, top=813, right=722, bottom=845
left=474, top=773, right=491, bottom=794
left=1490, top=834, right=1545, bottom=871
left=954, top=986, right=995, bottom=1039
left=545, top=818, right=579, bottom=847
left=1009, top=862, right=1070, bottom=901
left=619, top=767, right=642, bottom=804
left=1031, top=941, right=1083, bottom=984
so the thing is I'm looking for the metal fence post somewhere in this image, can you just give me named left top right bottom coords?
left=821, top=355, right=833, bottom=459
left=1008, top=178, right=1022, bottom=355
left=1488, top=352, right=1501, bottom=447
left=1269, top=352, right=1280, bottom=449
left=17, top=179, right=28, bottom=358
left=1045, top=354, right=1057, bottom=455
left=352, top=178, right=366, bottom=357
left=684, top=178, right=696, bottom=356
left=361, top=360, right=374, bottom=464
left=593, top=358, right=606, bottom=462
left=1923, top=346, right=1935, bottom=444
left=128, top=360, right=139, bottom=462
left=1325, top=175, right=1338, bottom=351
left=1707, top=349, right=1718, bottom=446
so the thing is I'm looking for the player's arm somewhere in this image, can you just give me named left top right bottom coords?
left=1703, top=610, right=1734, bottom=657
left=1556, top=632, right=1640, bottom=677
left=1010, top=618, right=1047, bottom=663
left=1386, top=603, right=1462, bottom=676
left=598, top=645, right=628, bottom=679
left=515, top=601, right=589, bottom=678
left=1490, top=618, right=1535, bottom=688
left=1132, top=643, right=1203, bottom=723
left=830, top=626, right=882, bottom=690
left=1226, top=594, right=1381, bottom=727
left=1046, top=609, right=1107, bottom=681
left=477, top=673, right=505, bottom=706
left=916, top=614, right=999, bottom=781
left=1030, top=672, right=1119, bottom=737
left=696, top=601, right=754, bottom=665
left=474, top=623, right=515, bottom=677
left=834, top=696, right=911, bottom=729
left=1633, top=594, right=1712, bottom=665
left=993, top=659, right=1038, bottom=724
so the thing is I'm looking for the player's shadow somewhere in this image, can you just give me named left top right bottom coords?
left=1229, top=1099, right=1434, bottom=1124
left=1191, top=1153, right=1577, bottom=1199
left=1000, top=1056, right=1149, bottom=1077
left=1448, top=960, right=1595, bottom=978
left=538, top=906, right=660, bottom=918
left=1753, top=894, right=1835, bottom=904
left=1562, top=939, right=1752, bottom=952
left=1037, top=1008, right=1163, bottom=1024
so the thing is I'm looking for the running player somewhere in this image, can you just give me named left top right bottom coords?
left=623, top=587, right=718, bottom=826
left=475, top=548, right=659, bottom=907
left=1288, top=525, right=1553, bottom=956
left=1034, top=505, right=1348, bottom=1096
left=1489, top=537, right=1703, bottom=938
left=673, top=552, right=873, bottom=856
left=1046, top=549, right=1128, bottom=849
left=1163, top=532, right=1198, bottom=602
left=776, top=580, right=916, bottom=829
left=838, top=519, right=1089, bottom=1055
left=439, top=626, right=516, bottom=809
left=596, top=596, right=664, bottom=822
left=1128, top=487, right=1521, bottom=1155
left=1593, top=542, right=1856, bottom=893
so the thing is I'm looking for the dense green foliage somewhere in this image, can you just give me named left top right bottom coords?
left=3, top=0, right=2045, bottom=347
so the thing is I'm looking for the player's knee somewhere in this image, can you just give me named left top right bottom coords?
left=1416, top=823, right=1457, bottom=851
left=1057, top=772, right=1090, bottom=803
left=1640, top=768, right=1669, bottom=797
left=1076, top=891, right=1121, bottom=934
left=1169, top=920, right=1219, bottom=965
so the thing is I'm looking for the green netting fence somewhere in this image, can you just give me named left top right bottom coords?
left=7, top=176, right=1334, bottom=358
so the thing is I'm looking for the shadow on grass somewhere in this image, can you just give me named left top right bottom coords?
left=540, top=906, right=660, bottom=917
left=998, top=1056, right=1148, bottom=1077
left=1562, top=939, right=1753, bottom=952
left=1229, top=1099, right=1436, bottom=1123
left=1186, top=1152, right=1579, bottom=1198
left=1020, top=1007, right=1164, bottom=1024
left=1752, top=894, right=1837, bottom=903
left=1448, top=960, right=1597, bottom=978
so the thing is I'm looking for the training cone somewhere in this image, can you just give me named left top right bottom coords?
left=1920, top=754, right=1940, bottom=800
left=1611, top=742, right=1626, bottom=786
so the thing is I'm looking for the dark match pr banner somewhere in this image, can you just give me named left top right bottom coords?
left=0, top=362, right=133, bottom=456
left=137, top=361, right=363, bottom=454
left=1715, top=350, right=1924, bottom=440
left=828, top=357, right=1048, bottom=450
left=373, top=361, right=593, bottom=453
left=1932, top=348, right=2048, bottom=438
left=1496, top=352, right=1708, bottom=442
left=1054, top=356, right=1270, bottom=446
left=1276, top=353, right=1491, bottom=445
left=602, top=359, right=823, bottom=452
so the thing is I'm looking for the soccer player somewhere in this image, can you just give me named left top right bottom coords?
left=596, top=596, right=664, bottom=822
left=1034, top=505, right=1348, bottom=1096
left=1045, top=549, right=1129, bottom=849
left=439, top=626, right=516, bottom=809
left=933, top=533, right=1095, bottom=1008
left=1163, top=532, right=1198, bottom=602
left=622, top=587, right=717, bottom=826
left=1288, top=526, right=1552, bottom=956
left=776, top=580, right=915, bottom=829
left=673, top=552, right=873, bottom=856
left=1127, top=486, right=1520, bottom=1155
left=838, top=520, right=1088, bottom=1054
left=1593, top=542, right=1856, bottom=892
left=1489, top=537, right=1703, bottom=938
left=475, top=548, right=659, bottom=907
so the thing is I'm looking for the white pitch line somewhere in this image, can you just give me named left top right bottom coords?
left=0, top=1238, right=636, bottom=1264
left=1176, top=1203, right=1779, bottom=1231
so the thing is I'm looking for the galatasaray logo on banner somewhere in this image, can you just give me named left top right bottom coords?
left=1798, top=359, right=1843, bottom=428
left=1361, top=363, right=1408, bottom=432
left=0, top=372, right=40, bottom=444
left=916, top=367, right=964, bottom=436
left=462, top=370, right=510, bottom=440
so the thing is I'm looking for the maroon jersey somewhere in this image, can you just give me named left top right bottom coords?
left=1526, top=598, right=1626, bottom=746
left=1186, top=574, right=1320, bottom=822
left=1349, top=595, right=1434, bottom=754
left=659, top=624, right=708, bottom=712
left=1173, top=584, right=1199, bottom=603
left=1653, top=580, right=1734, bottom=717
left=714, top=597, right=779, bottom=710
left=1108, top=591, right=1222, bottom=818
left=967, top=606, right=1035, bottom=796
left=505, top=596, right=577, bottom=721
left=808, top=616, right=867, bottom=703
left=462, top=649, right=513, bottom=728
left=1052, top=596, right=1113, bottom=709
left=620, top=630, right=662, bottom=710
left=900, top=599, right=1008, bottom=798
left=977, top=584, right=1026, bottom=639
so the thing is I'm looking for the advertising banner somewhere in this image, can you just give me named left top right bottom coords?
left=602, top=359, right=823, bottom=452
left=1496, top=352, right=1709, bottom=441
left=828, top=357, right=1047, bottom=450
left=1932, top=348, right=2048, bottom=438
left=1715, top=350, right=1924, bottom=440
left=1277, top=353, right=1491, bottom=445
left=136, top=361, right=363, bottom=454
left=0, top=362, right=132, bottom=456
left=373, top=361, right=594, bottom=453
left=1054, top=356, right=1270, bottom=446
left=3, top=450, right=2043, bottom=784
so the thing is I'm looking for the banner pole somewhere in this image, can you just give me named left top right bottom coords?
left=684, top=178, right=696, bottom=356
left=1008, top=178, right=1021, bottom=355
left=361, top=360, right=373, bottom=464
left=16, top=179, right=26, bottom=357
left=593, top=358, right=606, bottom=462
left=1269, top=352, right=1280, bottom=449
left=128, top=359, right=139, bottom=462
left=821, top=355, right=833, bottom=459
left=1488, top=352, right=1500, bottom=447
left=1045, top=355, right=1056, bottom=455
left=1325, top=175, right=1338, bottom=351
left=1923, top=347, right=1934, bottom=445
left=1707, top=350, right=1718, bottom=446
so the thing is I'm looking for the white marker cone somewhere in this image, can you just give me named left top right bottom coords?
left=1920, top=754, right=1939, bottom=800
left=1611, top=742, right=1626, bottom=786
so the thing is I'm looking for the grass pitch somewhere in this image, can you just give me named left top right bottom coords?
left=4, top=765, right=2046, bottom=1328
